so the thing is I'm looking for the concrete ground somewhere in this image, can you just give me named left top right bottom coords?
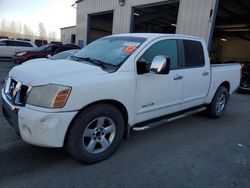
left=0, top=59, right=15, bottom=83
left=0, top=60, right=250, bottom=188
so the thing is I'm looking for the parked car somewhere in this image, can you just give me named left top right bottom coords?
left=0, top=39, right=37, bottom=58
left=34, top=39, right=47, bottom=47
left=239, top=63, right=250, bottom=91
left=2, top=34, right=240, bottom=164
left=25, top=49, right=80, bottom=64
left=13, top=44, right=80, bottom=64
left=49, top=49, right=80, bottom=60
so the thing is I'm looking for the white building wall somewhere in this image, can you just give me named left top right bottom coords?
left=76, top=0, right=217, bottom=46
left=176, top=0, right=217, bottom=45
left=61, top=26, right=76, bottom=44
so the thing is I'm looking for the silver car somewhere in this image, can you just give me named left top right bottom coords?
left=0, top=39, right=37, bottom=58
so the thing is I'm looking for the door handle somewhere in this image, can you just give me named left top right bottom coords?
left=173, top=75, right=183, bottom=80
left=202, top=71, right=209, bottom=76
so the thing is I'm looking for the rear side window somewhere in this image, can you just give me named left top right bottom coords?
left=55, top=47, right=67, bottom=54
left=139, top=39, right=178, bottom=70
left=183, top=40, right=205, bottom=68
left=0, top=41, right=7, bottom=46
left=15, top=41, right=33, bottom=47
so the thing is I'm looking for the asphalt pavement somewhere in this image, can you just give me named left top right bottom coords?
left=0, top=59, right=15, bottom=82
left=0, top=60, right=250, bottom=188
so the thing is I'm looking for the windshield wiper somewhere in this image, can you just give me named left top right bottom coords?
left=71, top=56, right=108, bottom=69
left=82, top=57, right=107, bottom=68
left=71, top=55, right=81, bottom=62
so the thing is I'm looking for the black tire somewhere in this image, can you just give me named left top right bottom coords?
left=65, top=103, right=125, bottom=164
left=207, top=86, right=229, bottom=118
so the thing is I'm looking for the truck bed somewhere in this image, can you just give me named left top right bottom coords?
left=205, top=63, right=241, bottom=104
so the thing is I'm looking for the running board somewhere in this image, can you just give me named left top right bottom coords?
left=132, top=106, right=207, bottom=132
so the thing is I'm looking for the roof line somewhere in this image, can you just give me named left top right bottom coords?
left=60, top=26, right=76, bottom=30
left=75, top=0, right=84, bottom=4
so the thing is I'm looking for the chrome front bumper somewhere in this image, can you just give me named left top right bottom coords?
left=1, top=89, right=20, bottom=134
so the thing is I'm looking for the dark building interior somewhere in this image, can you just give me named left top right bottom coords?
left=211, top=0, right=250, bottom=63
left=132, top=1, right=180, bottom=34
left=88, top=12, right=114, bottom=44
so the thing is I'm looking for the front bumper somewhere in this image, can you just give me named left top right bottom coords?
left=1, top=89, right=20, bottom=134
left=1, top=89, right=78, bottom=147
left=12, top=56, right=28, bottom=64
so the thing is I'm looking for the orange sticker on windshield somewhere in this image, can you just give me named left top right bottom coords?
left=123, top=45, right=137, bottom=53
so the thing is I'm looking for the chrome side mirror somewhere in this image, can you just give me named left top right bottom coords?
left=150, top=55, right=171, bottom=74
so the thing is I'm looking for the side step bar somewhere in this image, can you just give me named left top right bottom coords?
left=132, top=106, right=207, bottom=132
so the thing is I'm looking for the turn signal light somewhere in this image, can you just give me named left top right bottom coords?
left=53, top=89, right=71, bottom=108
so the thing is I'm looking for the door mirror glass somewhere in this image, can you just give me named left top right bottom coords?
left=150, top=55, right=170, bottom=74
left=137, top=58, right=151, bottom=75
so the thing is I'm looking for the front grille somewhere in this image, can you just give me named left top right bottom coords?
left=4, top=77, right=30, bottom=106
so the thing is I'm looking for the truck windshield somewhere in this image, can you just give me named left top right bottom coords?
left=74, top=36, right=146, bottom=66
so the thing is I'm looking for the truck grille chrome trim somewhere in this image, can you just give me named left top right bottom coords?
left=4, top=77, right=30, bottom=106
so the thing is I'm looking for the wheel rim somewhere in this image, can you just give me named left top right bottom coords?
left=216, top=93, right=226, bottom=113
left=82, top=117, right=116, bottom=154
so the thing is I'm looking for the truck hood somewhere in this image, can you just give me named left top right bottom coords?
left=9, top=59, right=106, bottom=86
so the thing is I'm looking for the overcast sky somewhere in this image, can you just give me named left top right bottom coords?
left=0, top=0, right=76, bottom=39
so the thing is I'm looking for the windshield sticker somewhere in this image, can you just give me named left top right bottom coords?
left=123, top=45, right=138, bottom=53
left=122, top=42, right=140, bottom=47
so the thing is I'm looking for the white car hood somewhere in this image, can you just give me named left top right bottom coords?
left=9, top=59, right=106, bottom=86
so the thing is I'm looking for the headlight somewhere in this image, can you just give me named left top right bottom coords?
left=3, top=75, right=10, bottom=93
left=27, top=84, right=71, bottom=108
left=16, top=52, right=27, bottom=56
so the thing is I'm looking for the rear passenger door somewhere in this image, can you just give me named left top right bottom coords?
left=180, top=39, right=210, bottom=110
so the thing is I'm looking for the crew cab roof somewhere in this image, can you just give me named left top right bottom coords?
left=111, top=33, right=204, bottom=41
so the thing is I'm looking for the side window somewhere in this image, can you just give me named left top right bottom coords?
left=52, top=46, right=60, bottom=54
left=6, top=41, right=16, bottom=46
left=0, top=41, right=7, bottom=46
left=45, top=46, right=52, bottom=52
left=139, top=39, right=178, bottom=70
left=57, top=47, right=66, bottom=53
left=19, top=42, right=33, bottom=47
left=14, top=41, right=24, bottom=47
left=183, top=40, right=205, bottom=68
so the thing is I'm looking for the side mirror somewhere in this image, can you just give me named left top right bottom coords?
left=150, top=55, right=170, bottom=75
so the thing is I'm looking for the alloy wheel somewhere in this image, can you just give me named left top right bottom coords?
left=216, top=93, right=226, bottom=113
left=82, top=117, right=116, bottom=154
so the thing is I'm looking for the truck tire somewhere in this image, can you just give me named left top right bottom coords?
left=207, top=86, right=229, bottom=118
left=66, top=104, right=125, bottom=164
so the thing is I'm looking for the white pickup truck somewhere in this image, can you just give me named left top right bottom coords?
left=1, top=34, right=240, bottom=164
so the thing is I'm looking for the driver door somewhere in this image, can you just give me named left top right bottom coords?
left=135, top=38, right=184, bottom=123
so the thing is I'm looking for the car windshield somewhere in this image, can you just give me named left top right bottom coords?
left=74, top=36, right=146, bottom=66
left=34, top=44, right=50, bottom=51
left=49, top=49, right=80, bottom=60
